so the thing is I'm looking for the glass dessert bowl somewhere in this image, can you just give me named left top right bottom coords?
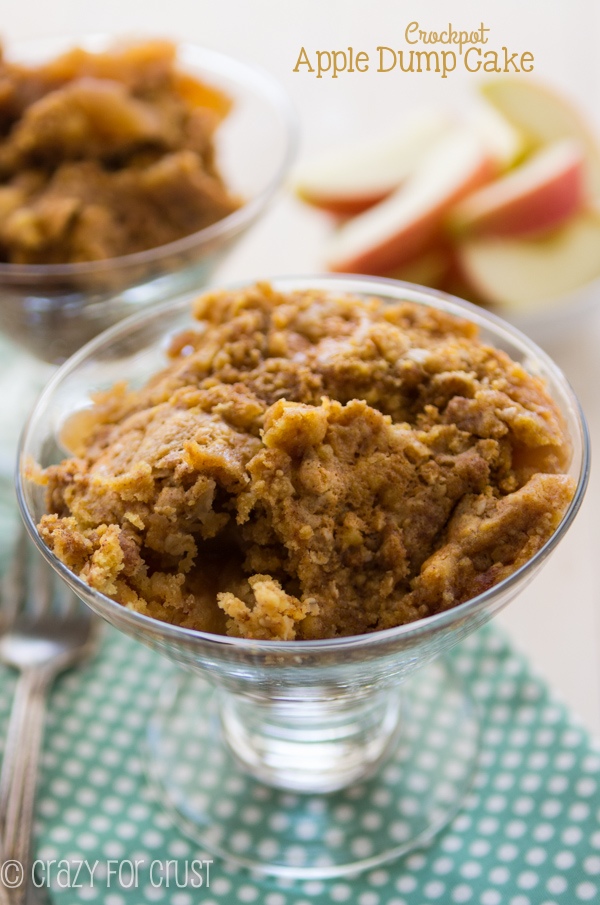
left=0, top=35, right=297, bottom=364
left=17, top=276, right=589, bottom=878
left=0, top=34, right=296, bottom=503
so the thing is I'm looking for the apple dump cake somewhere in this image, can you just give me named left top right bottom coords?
left=33, top=283, right=575, bottom=640
left=0, top=39, right=238, bottom=264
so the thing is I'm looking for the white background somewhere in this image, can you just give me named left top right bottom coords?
left=2, top=0, right=599, bottom=732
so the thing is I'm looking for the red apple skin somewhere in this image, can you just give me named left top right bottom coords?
left=328, top=153, right=495, bottom=276
left=294, top=111, right=452, bottom=219
left=297, top=188, right=391, bottom=218
left=449, top=142, right=585, bottom=238
left=328, top=212, right=434, bottom=275
left=382, top=244, right=453, bottom=289
left=480, top=77, right=600, bottom=198
left=463, top=166, right=582, bottom=237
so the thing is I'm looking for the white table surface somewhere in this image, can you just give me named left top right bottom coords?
left=2, top=0, right=599, bottom=734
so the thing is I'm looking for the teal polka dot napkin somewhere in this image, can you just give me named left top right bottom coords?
left=1, top=624, right=599, bottom=905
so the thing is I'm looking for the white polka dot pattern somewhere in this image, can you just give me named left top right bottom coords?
left=0, top=625, right=597, bottom=903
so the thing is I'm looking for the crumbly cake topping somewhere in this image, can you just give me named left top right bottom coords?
left=0, top=40, right=238, bottom=263
left=35, top=283, right=575, bottom=640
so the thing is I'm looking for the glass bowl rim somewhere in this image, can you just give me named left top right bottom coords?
left=0, top=34, right=298, bottom=279
left=17, top=273, right=591, bottom=653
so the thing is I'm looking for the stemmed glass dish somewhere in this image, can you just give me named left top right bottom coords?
left=0, top=35, right=297, bottom=365
left=16, top=276, right=590, bottom=878
left=0, top=34, right=296, bottom=545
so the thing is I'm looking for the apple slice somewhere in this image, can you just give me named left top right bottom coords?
left=469, top=101, right=526, bottom=171
left=293, top=109, right=451, bottom=217
left=449, top=139, right=585, bottom=238
left=383, top=246, right=452, bottom=289
left=327, top=129, right=495, bottom=275
left=481, top=78, right=600, bottom=198
left=457, top=211, right=600, bottom=310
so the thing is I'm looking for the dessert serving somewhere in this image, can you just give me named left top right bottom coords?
left=0, top=38, right=239, bottom=264
left=33, top=282, right=575, bottom=642
left=0, top=37, right=294, bottom=368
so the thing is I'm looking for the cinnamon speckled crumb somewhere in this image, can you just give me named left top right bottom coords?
left=0, top=39, right=238, bottom=264
left=35, top=282, right=575, bottom=640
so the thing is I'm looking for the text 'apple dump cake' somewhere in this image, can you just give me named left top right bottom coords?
left=33, top=283, right=574, bottom=640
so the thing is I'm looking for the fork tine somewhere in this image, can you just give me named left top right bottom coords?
left=0, top=509, right=101, bottom=895
left=0, top=529, right=100, bottom=892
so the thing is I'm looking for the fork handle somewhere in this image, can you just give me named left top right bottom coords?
left=0, top=668, right=51, bottom=902
left=0, top=671, right=44, bottom=822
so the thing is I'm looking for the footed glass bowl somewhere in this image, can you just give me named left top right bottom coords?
left=0, top=34, right=296, bottom=532
left=0, top=35, right=297, bottom=365
left=17, top=276, right=590, bottom=878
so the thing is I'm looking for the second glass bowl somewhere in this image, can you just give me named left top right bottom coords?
left=0, top=34, right=297, bottom=365
left=0, top=34, right=296, bottom=518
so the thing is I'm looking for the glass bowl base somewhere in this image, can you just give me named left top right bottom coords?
left=145, top=656, right=480, bottom=878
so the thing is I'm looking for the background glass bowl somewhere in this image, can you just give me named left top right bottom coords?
left=0, top=34, right=297, bottom=365
left=17, top=276, right=590, bottom=877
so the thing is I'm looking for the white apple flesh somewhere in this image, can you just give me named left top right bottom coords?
left=327, top=129, right=495, bottom=274
left=469, top=101, right=525, bottom=171
left=480, top=78, right=600, bottom=198
left=449, top=139, right=585, bottom=237
left=293, top=110, right=451, bottom=217
left=457, top=211, right=600, bottom=310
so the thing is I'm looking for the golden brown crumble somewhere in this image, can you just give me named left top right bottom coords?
left=0, top=39, right=238, bottom=263
left=34, top=283, right=575, bottom=640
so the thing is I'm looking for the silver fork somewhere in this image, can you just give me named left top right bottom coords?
left=0, top=529, right=100, bottom=903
